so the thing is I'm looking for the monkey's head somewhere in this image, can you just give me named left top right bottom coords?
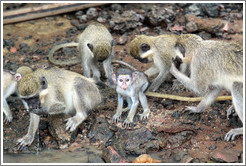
left=176, top=34, right=203, bottom=55
left=88, top=40, right=114, bottom=62
left=112, top=68, right=137, bottom=91
left=130, top=35, right=154, bottom=63
left=17, top=73, right=48, bottom=114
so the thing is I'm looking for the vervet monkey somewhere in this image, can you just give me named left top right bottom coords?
left=129, top=34, right=188, bottom=92
left=111, top=68, right=150, bottom=128
left=3, top=66, right=33, bottom=122
left=48, top=22, right=115, bottom=85
left=15, top=67, right=101, bottom=151
left=170, top=34, right=243, bottom=141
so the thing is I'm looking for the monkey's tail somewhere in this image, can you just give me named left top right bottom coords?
left=112, top=60, right=138, bottom=71
left=48, top=42, right=81, bottom=66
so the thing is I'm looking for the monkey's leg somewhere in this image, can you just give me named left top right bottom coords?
left=123, top=96, right=139, bottom=128
left=21, top=99, right=29, bottom=111
left=66, top=91, right=88, bottom=132
left=16, top=113, right=40, bottom=151
left=91, top=60, right=102, bottom=83
left=122, top=97, right=132, bottom=112
left=103, top=57, right=114, bottom=87
left=148, top=70, right=169, bottom=92
left=3, top=99, right=13, bottom=123
left=224, top=82, right=243, bottom=141
left=185, top=88, right=221, bottom=113
left=170, top=63, right=199, bottom=94
left=112, top=94, right=123, bottom=123
left=139, top=83, right=150, bottom=120
left=144, top=66, right=159, bottom=77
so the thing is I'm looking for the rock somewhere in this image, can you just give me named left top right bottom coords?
left=167, top=131, right=194, bottom=148
left=118, top=35, right=128, bottom=45
left=109, top=10, right=144, bottom=34
left=133, top=154, right=162, bottom=163
left=185, top=14, right=226, bottom=34
left=146, top=5, right=175, bottom=27
left=208, top=144, right=217, bottom=150
left=97, top=17, right=107, bottom=23
left=111, top=127, right=158, bottom=155
left=111, top=4, right=123, bottom=12
left=47, top=114, right=77, bottom=145
left=87, top=117, right=114, bottom=143
left=77, top=15, right=87, bottom=23
left=210, top=150, right=240, bottom=163
left=187, top=4, right=203, bottom=16
left=86, top=8, right=98, bottom=20
left=102, top=146, right=130, bottom=163
left=199, top=4, right=220, bottom=17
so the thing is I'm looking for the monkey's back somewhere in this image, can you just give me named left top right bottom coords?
left=191, top=40, right=243, bottom=93
left=78, top=22, right=113, bottom=44
left=3, top=71, right=16, bottom=93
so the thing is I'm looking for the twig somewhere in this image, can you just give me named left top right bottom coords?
left=3, top=3, right=108, bottom=24
left=145, top=92, right=232, bottom=102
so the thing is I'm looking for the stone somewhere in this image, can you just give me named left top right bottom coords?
left=210, top=150, right=240, bottom=163
left=102, top=146, right=129, bottom=163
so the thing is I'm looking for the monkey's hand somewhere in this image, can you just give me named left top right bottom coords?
left=4, top=115, right=13, bottom=124
left=112, top=113, right=121, bottom=124
left=226, top=106, right=237, bottom=119
left=122, top=119, right=135, bottom=128
left=65, top=114, right=85, bottom=132
left=139, top=109, right=150, bottom=121
left=184, top=106, right=204, bottom=113
left=224, top=128, right=243, bottom=141
left=15, top=135, right=34, bottom=151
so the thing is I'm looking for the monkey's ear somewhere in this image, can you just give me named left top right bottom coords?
left=14, top=73, right=22, bottom=82
left=111, top=74, right=117, bottom=85
left=132, top=72, right=138, bottom=83
left=40, top=76, right=48, bottom=89
left=111, top=40, right=116, bottom=46
left=87, top=43, right=93, bottom=52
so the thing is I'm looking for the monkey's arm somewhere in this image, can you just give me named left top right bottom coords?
left=15, top=113, right=40, bottom=151
left=103, top=56, right=114, bottom=87
left=123, top=96, right=139, bottom=127
left=148, top=69, right=169, bottom=92
left=3, top=99, right=13, bottom=123
left=144, top=66, right=159, bottom=77
left=112, top=94, right=123, bottom=123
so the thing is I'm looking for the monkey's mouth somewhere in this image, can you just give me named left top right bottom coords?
left=135, top=57, right=148, bottom=63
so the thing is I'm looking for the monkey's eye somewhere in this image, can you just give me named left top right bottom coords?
left=119, top=79, right=123, bottom=82
left=141, top=43, right=150, bottom=52
left=126, top=79, right=130, bottom=82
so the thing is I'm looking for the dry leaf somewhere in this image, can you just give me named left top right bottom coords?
left=133, top=154, right=162, bottom=163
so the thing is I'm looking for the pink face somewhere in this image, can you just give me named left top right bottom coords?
left=117, top=75, right=132, bottom=91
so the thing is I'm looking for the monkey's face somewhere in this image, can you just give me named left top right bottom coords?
left=130, top=35, right=153, bottom=63
left=117, top=75, right=132, bottom=91
left=18, top=74, right=48, bottom=114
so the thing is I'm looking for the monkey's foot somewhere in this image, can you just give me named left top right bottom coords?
left=184, top=106, right=204, bottom=114
left=122, top=119, right=134, bottom=128
left=224, top=128, right=243, bottom=141
left=122, top=107, right=130, bottom=112
left=15, top=135, right=34, bottom=151
left=139, top=110, right=150, bottom=121
left=65, top=115, right=83, bottom=132
left=4, top=115, right=13, bottom=124
left=112, top=114, right=121, bottom=124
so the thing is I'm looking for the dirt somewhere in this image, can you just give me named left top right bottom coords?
left=2, top=3, right=243, bottom=163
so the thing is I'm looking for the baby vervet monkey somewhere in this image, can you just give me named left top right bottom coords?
left=112, top=68, right=150, bottom=128
left=48, top=22, right=115, bottom=85
left=129, top=34, right=188, bottom=92
left=15, top=67, right=101, bottom=151
left=170, top=34, right=243, bottom=141
left=3, top=66, right=33, bottom=122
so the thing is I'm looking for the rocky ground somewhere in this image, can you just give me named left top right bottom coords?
left=2, top=3, right=243, bottom=163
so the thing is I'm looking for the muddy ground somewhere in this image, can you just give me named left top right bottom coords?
left=2, top=3, right=243, bottom=163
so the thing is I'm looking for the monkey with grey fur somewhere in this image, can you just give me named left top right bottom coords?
left=170, top=34, right=243, bottom=141
left=15, top=67, right=101, bottom=151
left=48, top=22, right=115, bottom=86
left=112, top=68, right=150, bottom=128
